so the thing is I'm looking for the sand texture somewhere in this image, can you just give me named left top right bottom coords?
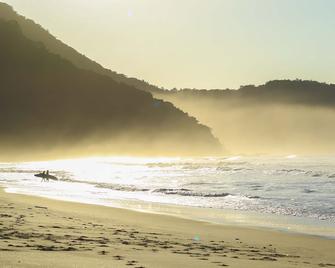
left=0, top=188, right=334, bottom=267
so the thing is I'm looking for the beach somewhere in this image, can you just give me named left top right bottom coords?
left=1, top=1, right=335, bottom=267
left=0, top=188, right=334, bottom=268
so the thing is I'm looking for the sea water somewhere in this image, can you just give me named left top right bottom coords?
left=0, top=155, right=334, bottom=238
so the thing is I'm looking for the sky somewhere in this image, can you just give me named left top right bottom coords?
left=2, top=0, right=335, bottom=89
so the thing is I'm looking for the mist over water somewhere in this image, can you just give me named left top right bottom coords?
left=154, top=81, right=335, bottom=155
left=0, top=155, right=334, bottom=237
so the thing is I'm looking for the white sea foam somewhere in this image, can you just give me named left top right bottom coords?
left=0, top=155, right=334, bottom=237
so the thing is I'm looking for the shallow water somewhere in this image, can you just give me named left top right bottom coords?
left=0, top=155, right=334, bottom=237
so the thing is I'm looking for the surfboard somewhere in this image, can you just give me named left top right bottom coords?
left=34, top=173, right=58, bottom=181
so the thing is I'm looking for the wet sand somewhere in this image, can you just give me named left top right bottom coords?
left=0, top=188, right=334, bottom=267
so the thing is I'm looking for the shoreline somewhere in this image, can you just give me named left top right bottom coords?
left=1, top=187, right=334, bottom=267
left=4, top=186, right=335, bottom=239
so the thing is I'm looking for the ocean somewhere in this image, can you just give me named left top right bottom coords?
left=1, top=155, right=334, bottom=238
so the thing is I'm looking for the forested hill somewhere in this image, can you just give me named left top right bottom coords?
left=0, top=19, right=221, bottom=160
left=156, top=80, right=335, bottom=107
left=0, top=2, right=163, bottom=93
left=2, top=2, right=334, bottom=107
left=153, top=80, right=335, bottom=154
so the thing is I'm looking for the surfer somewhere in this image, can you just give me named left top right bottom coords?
left=34, top=170, right=58, bottom=182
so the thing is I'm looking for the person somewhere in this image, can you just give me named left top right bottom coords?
left=42, top=171, right=45, bottom=175
left=46, top=170, right=49, bottom=175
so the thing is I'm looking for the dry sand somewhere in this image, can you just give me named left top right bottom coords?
left=0, top=188, right=334, bottom=268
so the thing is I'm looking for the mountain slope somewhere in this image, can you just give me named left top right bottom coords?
left=162, top=80, right=335, bottom=105
left=0, top=2, right=162, bottom=93
left=154, top=80, right=335, bottom=154
left=0, top=19, right=221, bottom=160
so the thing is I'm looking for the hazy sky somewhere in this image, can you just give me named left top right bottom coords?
left=3, top=0, right=335, bottom=89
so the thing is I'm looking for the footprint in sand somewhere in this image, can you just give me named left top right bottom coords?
left=113, top=255, right=124, bottom=260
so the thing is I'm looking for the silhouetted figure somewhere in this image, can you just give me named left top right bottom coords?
left=34, top=171, right=58, bottom=182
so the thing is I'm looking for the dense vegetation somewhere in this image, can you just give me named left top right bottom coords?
left=3, top=2, right=335, bottom=155
left=159, top=80, right=335, bottom=107
left=0, top=2, right=163, bottom=93
left=0, top=19, right=220, bottom=159
left=154, top=80, right=335, bottom=154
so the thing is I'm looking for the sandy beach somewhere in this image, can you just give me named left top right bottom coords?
left=0, top=188, right=334, bottom=268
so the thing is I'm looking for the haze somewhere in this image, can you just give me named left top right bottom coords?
left=2, top=0, right=335, bottom=89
